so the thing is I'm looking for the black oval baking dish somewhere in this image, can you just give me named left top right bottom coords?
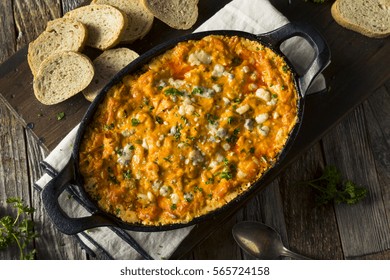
left=41, top=22, right=330, bottom=234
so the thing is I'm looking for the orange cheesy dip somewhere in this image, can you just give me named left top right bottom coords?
left=79, top=35, right=299, bottom=226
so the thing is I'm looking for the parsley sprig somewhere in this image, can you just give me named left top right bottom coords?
left=0, top=197, right=38, bottom=260
left=298, top=166, right=368, bottom=206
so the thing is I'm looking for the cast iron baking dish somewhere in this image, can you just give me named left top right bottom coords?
left=41, top=22, right=330, bottom=234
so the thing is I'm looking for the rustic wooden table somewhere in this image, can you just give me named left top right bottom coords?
left=0, top=0, right=389, bottom=260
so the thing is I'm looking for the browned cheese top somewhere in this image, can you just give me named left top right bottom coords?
left=78, top=35, right=299, bottom=226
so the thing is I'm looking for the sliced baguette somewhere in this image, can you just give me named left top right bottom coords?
left=83, top=48, right=139, bottom=102
left=331, top=0, right=390, bottom=38
left=33, top=51, right=94, bottom=105
left=91, top=0, right=154, bottom=44
left=64, top=4, right=127, bottom=50
left=27, top=17, right=87, bottom=76
left=143, top=0, right=198, bottom=30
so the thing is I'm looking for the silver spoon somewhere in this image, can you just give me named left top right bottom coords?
left=232, top=221, right=311, bottom=260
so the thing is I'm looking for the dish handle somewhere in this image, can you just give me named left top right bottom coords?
left=41, top=158, right=115, bottom=235
left=258, top=22, right=331, bottom=96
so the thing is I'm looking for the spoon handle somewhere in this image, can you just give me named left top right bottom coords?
left=281, top=247, right=311, bottom=260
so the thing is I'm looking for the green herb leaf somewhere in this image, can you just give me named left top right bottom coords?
left=206, top=113, right=218, bottom=125
left=123, top=170, right=132, bottom=179
left=298, top=166, right=368, bottom=206
left=0, top=197, right=38, bottom=259
left=131, top=118, right=140, bottom=126
left=56, top=112, right=65, bottom=120
left=192, top=87, right=204, bottom=95
left=227, top=116, right=235, bottom=124
left=156, top=116, right=164, bottom=124
left=104, top=123, right=115, bottom=130
left=165, top=88, right=184, bottom=96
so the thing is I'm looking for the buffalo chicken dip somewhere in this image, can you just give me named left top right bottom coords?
left=79, top=35, right=299, bottom=226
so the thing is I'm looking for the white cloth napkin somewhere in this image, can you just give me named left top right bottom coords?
left=35, top=0, right=326, bottom=260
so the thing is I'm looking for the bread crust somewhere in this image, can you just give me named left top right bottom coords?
left=91, top=0, right=154, bottom=44
left=331, top=0, right=390, bottom=38
left=27, top=17, right=87, bottom=76
left=33, top=51, right=94, bottom=105
left=83, top=48, right=139, bottom=102
left=64, top=4, right=127, bottom=50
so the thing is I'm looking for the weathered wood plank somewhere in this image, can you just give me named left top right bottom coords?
left=25, top=129, right=87, bottom=259
left=0, top=1, right=16, bottom=62
left=350, top=249, right=390, bottom=260
left=0, top=102, right=31, bottom=259
left=322, top=101, right=390, bottom=258
left=363, top=83, right=390, bottom=217
left=62, top=0, right=86, bottom=12
left=13, top=0, right=61, bottom=48
left=183, top=176, right=291, bottom=260
left=234, top=180, right=289, bottom=260
left=188, top=215, right=240, bottom=259
left=278, top=142, right=343, bottom=260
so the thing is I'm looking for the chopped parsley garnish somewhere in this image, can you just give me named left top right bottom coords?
left=206, top=113, right=218, bottom=125
left=163, top=155, right=172, bottom=162
left=104, top=123, right=115, bottom=130
left=115, top=148, right=123, bottom=156
left=123, top=170, right=132, bottom=179
left=165, top=88, right=184, bottom=96
left=185, top=193, right=194, bottom=202
left=156, top=116, right=164, bottom=124
left=192, top=87, right=204, bottom=95
left=205, top=177, right=214, bottom=185
left=219, top=158, right=236, bottom=180
left=108, top=175, right=119, bottom=184
left=173, top=124, right=182, bottom=140
left=170, top=204, right=177, bottom=210
left=56, top=112, right=65, bottom=120
left=131, top=118, right=140, bottom=126
left=227, top=128, right=240, bottom=143
left=181, top=116, right=189, bottom=124
left=220, top=170, right=233, bottom=180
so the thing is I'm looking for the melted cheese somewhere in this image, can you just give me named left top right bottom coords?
left=79, top=35, right=299, bottom=226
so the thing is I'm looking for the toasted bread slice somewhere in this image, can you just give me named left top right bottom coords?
left=143, top=0, right=198, bottom=30
left=33, top=51, right=94, bottom=105
left=83, top=48, right=139, bottom=102
left=331, top=0, right=390, bottom=38
left=91, top=0, right=154, bottom=43
left=64, top=4, right=127, bottom=50
left=27, top=17, right=87, bottom=76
